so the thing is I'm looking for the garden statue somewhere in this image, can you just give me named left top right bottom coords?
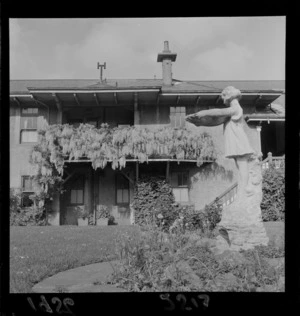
left=186, top=86, right=269, bottom=253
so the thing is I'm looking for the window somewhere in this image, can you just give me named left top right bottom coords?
left=69, top=175, right=85, bottom=205
left=20, top=107, right=38, bottom=143
left=171, top=171, right=189, bottom=203
left=116, top=174, right=129, bottom=204
left=21, top=176, right=34, bottom=207
left=170, top=106, right=186, bottom=128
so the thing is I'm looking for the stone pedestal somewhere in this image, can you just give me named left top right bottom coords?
left=212, top=155, right=269, bottom=254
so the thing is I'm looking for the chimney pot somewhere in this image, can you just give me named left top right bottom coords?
left=164, top=41, right=170, bottom=52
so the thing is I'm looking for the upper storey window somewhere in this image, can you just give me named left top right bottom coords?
left=170, top=106, right=186, bottom=128
left=20, top=107, right=38, bottom=143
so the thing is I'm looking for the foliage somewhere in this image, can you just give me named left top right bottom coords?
left=180, top=200, right=222, bottom=233
left=131, top=175, right=176, bottom=230
left=132, top=175, right=222, bottom=234
left=261, top=165, right=285, bottom=221
left=107, top=225, right=284, bottom=292
left=10, top=189, right=47, bottom=226
left=74, top=206, right=90, bottom=219
left=108, top=215, right=118, bottom=225
left=29, top=124, right=217, bottom=203
left=96, top=205, right=110, bottom=219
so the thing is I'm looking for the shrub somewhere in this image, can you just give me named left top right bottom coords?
left=132, top=176, right=176, bottom=230
left=10, top=188, right=47, bottom=226
left=261, top=166, right=285, bottom=221
left=108, top=215, right=117, bottom=225
left=132, top=176, right=223, bottom=233
left=176, top=200, right=222, bottom=233
left=96, top=205, right=110, bottom=219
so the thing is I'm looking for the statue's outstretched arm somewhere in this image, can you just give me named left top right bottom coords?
left=186, top=107, right=236, bottom=126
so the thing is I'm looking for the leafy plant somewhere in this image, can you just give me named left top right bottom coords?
left=261, top=165, right=285, bottom=221
left=74, top=206, right=90, bottom=219
left=131, top=175, right=176, bottom=230
left=10, top=189, right=47, bottom=226
left=108, top=215, right=117, bottom=225
left=107, top=224, right=284, bottom=292
left=96, top=205, right=110, bottom=219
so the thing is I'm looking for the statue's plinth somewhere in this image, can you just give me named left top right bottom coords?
left=211, top=156, right=269, bottom=254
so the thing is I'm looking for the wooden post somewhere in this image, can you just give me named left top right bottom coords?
left=136, top=162, right=139, bottom=182
left=134, top=92, right=140, bottom=125
left=166, top=161, right=170, bottom=182
left=93, top=170, right=98, bottom=225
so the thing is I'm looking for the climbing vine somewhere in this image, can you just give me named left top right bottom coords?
left=30, top=123, right=217, bottom=200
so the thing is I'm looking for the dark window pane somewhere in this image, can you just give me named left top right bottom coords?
left=22, top=193, right=34, bottom=207
left=182, top=172, right=188, bottom=186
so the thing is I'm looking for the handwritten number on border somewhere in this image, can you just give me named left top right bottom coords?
left=27, top=296, right=75, bottom=315
left=159, top=293, right=175, bottom=311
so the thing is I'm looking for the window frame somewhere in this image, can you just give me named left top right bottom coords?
left=115, top=173, right=130, bottom=205
left=68, top=174, right=85, bottom=206
left=21, top=176, right=34, bottom=207
left=170, top=106, right=186, bottom=129
left=20, top=107, right=39, bottom=144
left=171, top=170, right=190, bottom=204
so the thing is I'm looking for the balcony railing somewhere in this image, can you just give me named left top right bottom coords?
left=208, top=182, right=238, bottom=209
left=262, top=152, right=285, bottom=170
left=208, top=152, right=285, bottom=209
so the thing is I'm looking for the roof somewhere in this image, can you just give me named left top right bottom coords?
left=10, top=79, right=285, bottom=95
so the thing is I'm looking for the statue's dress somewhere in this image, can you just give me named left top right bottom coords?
left=223, top=103, right=254, bottom=158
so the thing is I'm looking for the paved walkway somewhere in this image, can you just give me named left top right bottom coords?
left=32, top=260, right=126, bottom=293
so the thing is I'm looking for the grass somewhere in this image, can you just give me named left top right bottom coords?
left=10, top=225, right=140, bottom=293
left=10, top=222, right=284, bottom=293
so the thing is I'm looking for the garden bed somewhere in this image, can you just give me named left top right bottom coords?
left=104, top=222, right=284, bottom=292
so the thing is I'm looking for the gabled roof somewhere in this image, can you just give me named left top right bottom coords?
left=10, top=79, right=285, bottom=95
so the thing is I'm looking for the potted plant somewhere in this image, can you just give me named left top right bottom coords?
left=76, top=206, right=90, bottom=226
left=96, top=205, right=110, bottom=226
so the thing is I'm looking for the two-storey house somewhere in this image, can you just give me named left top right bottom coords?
left=10, top=41, right=285, bottom=225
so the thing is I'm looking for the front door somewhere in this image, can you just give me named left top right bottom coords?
left=62, top=173, right=85, bottom=225
left=114, top=173, right=131, bottom=224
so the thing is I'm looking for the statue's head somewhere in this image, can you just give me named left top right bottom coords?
left=221, top=86, right=241, bottom=105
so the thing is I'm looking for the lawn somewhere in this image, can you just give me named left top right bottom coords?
left=10, top=225, right=141, bottom=293
left=10, top=222, right=284, bottom=293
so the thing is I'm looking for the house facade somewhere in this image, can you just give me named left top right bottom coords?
left=10, top=42, right=285, bottom=226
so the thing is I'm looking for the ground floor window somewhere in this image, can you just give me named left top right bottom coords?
left=69, top=174, right=85, bottom=205
left=21, top=176, right=34, bottom=207
left=116, top=174, right=129, bottom=204
left=171, top=171, right=189, bottom=204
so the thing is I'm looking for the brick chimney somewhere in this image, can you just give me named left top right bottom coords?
left=157, top=41, right=177, bottom=86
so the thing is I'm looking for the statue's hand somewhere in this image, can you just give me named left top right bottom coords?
left=186, top=111, right=209, bottom=126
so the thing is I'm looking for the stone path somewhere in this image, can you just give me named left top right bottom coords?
left=32, top=260, right=126, bottom=293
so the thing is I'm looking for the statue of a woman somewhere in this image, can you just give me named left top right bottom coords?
left=186, top=86, right=254, bottom=196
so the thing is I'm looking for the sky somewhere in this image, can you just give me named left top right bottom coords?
left=9, top=17, right=285, bottom=81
